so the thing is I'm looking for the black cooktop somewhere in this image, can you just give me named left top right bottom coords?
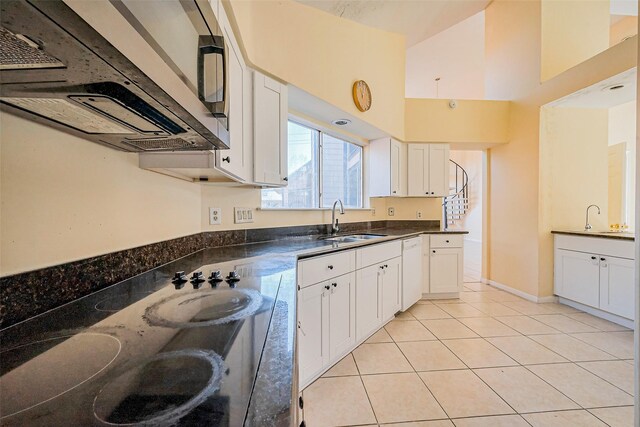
left=0, top=254, right=291, bottom=426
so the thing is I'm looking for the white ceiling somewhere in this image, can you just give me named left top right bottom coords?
left=295, top=0, right=492, bottom=46
left=547, top=68, right=637, bottom=109
left=610, top=0, right=638, bottom=16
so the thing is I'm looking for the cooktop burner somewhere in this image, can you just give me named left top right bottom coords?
left=0, top=333, right=121, bottom=420
left=93, top=349, right=224, bottom=426
left=143, top=288, right=264, bottom=329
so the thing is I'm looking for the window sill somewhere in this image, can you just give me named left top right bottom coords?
left=258, top=207, right=373, bottom=212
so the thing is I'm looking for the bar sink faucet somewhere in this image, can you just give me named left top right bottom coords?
left=584, top=204, right=601, bottom=230
left=331, top=199, right=345, bottom=234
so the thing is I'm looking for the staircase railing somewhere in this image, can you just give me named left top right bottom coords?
left=443, top=159, right=469, bottom=230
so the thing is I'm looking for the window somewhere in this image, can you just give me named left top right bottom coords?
left=261, top=121, right=363, bottom=209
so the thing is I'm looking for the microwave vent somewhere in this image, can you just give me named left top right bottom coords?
left=0, top=27, right=65, bottom=70
left=124, top=137, right=207, bottom=151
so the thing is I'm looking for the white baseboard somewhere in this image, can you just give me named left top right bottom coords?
left=422, top=292, right=459, bottom=300
left=480, top=278, right=558, bottom=303
left=558, top=298, right=634, bottom=329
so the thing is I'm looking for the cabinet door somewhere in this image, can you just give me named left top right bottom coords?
left=356, top=264, right=382, bottom=342
left=429, top=248, right=462, bottom=293
left=328, top=272, right=356, bottom=361
left=554, top=249, right=600, bottom=307
left=407, top=144, right=429, bottom=196
left=381, top=257, right=402, bottom=321
left=298, top=282, right=329, bottom=387
left=215, top=23, right=246, bottom=180
left=421, top=235, right=431, bottom=294
left=428, top=144, right=449, bottom=197
left=402, top=239, right=422, bottom=310
left=390, top=139, right=407, bottom=196
left=599, top=255, right=635, bottom=319
left=254, top=72, right=288, bottom=186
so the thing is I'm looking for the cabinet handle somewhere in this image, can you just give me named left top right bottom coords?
left=446, top=240, right=450, bottom=243
left=327, top=265, right=334, bottom=270
left=331, top=282, right=337, bottom=288
left=298, top=321, right=306, bottom=336
left=324, top=285, right=330, bottom=290
left=432, top=250, right=436, bottom=253
left=600, top=257, right=606, bottom=261
left=222, top=156, right=231, bottom=163
left=591, top=256, right=597, bottom=260
left=384, top=264, right=388, bottom=268
left=392, top=190, right=397, bottom=194
left=283, top=177, right=288, bottom=181
left=379, top=265, right=384, bottom=269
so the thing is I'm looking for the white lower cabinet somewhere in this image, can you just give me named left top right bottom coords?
left=599, top=256, right=635, bottom=319
left=298, top=272, right=356, bottom=388
left=381, top=257, right=402, bottom=321
left=328, top=273, right=356, bottom=361
left=423, top=235, right=464, bottom=296
left=554, top=234, right=636, bottom=321
left=355, top=264, right=382, bottom=342
left=555, top=249, right=600, bottom=307
left=297, top=281, right=328, bottom=387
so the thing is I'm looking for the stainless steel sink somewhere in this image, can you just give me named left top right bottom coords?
left=320, top=233, right=387, bottom=243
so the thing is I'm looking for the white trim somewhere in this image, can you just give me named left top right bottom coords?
left=422, top=292, right=459, bottom=300
left=480, top=278, right=558, bottom=303
left=559, top=297, right=634, bottom=329
left=463, top=237, right=482, bottom=244
left=257, top=207, right=374, bottom=212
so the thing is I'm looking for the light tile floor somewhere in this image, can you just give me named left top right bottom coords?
left=301, top=283, right=635, bottom=427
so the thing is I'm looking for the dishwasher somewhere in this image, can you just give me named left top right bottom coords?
left=402, top=236, right=423, bottom=310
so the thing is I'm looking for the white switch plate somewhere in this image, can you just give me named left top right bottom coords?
left=209, top=207, right=221, bottom=225
left=234, top=207, right=254, bottom=224
left=388, top=207, right=395, bottom=216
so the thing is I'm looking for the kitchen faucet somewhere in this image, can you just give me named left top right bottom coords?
left=584, top=204, right=601, bottom=230
left=331, top=199, right=345, bottom=234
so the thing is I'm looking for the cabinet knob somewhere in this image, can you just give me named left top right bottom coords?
left=446, top=240, right=450, bottom=243
left=392, top=190, right=397, bottom=194
left=600, top=257, right=606, bottom=261
left=327, top=265, right=334, bottom=270
left=384, top=264, right=388, bottom=268
left=222, top=156, right=231, bottom=163
left=331, top=282, right=337, bottom=288
left=431, top=192, right=435, bottom=195
left=432, top=250, right=436, bottom=253
left=324, top=285, right=330, bottom=290
left=591, top=256, right=597, bottom=260
left=283, top=177, right=288, bottom=181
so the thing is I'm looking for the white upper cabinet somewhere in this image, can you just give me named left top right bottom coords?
left=369, top=138, right=407, bottom=197
left=253, top=72, right=288, bottom=186
left=407, top=143, right=450, bottom=197
left=213, top=10, right=251, bottom=181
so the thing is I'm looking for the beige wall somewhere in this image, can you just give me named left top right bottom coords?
left=226, top=0, right=406, bottom=139
left=0, top=113, right=202, bottom=276
left=404, top=98, right=510, bottom=147
left=405, top=11, right=485, bottom=99
left=541, top=0, right=610, bottom=81
left=199, top=185, right=442, bottom=232
left=608, top=100, right=637, bottom=226
left=484, top=0, right=637, bottom=298
left=540, top=107, right=610, bottom=232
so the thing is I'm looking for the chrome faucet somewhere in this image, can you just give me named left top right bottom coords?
left=584, top=204, right=601, bottom=230
left=331, top=199, right=345, bottom=234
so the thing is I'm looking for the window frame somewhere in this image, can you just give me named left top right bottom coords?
left=261, top=120, right=365, bottom=210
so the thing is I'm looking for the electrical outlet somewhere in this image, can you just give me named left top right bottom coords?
left=371, top=208, right=376, bottom=216
left=416, top=210, right=423, bottom=219
left=209, top=207, right=221, bottom=225
left=234, top=207, right=255, bottom=224
left=388, top=207, right=395, bottom=216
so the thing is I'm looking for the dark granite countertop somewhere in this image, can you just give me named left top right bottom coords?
left=0, top=226, right=466, bottom=426
left=551, top=230, right=635, bottom=241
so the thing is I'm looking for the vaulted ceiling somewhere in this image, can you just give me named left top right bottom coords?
left=295, top=0, right=492, bottom=46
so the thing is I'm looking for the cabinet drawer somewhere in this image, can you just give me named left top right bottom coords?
left=430, top=234, right=463, bottom=248
left=298, top=250, right=355, bottom=288
left=356, top=240, right=402, bottom=269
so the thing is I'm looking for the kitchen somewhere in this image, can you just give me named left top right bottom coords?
left=0, top=1, right=638, bottom=426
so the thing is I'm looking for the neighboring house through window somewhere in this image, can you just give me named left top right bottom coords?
left=261, top=121, right=363, bottom=209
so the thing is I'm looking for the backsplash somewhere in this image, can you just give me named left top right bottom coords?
left=0, top=220, right=438, bottom=328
